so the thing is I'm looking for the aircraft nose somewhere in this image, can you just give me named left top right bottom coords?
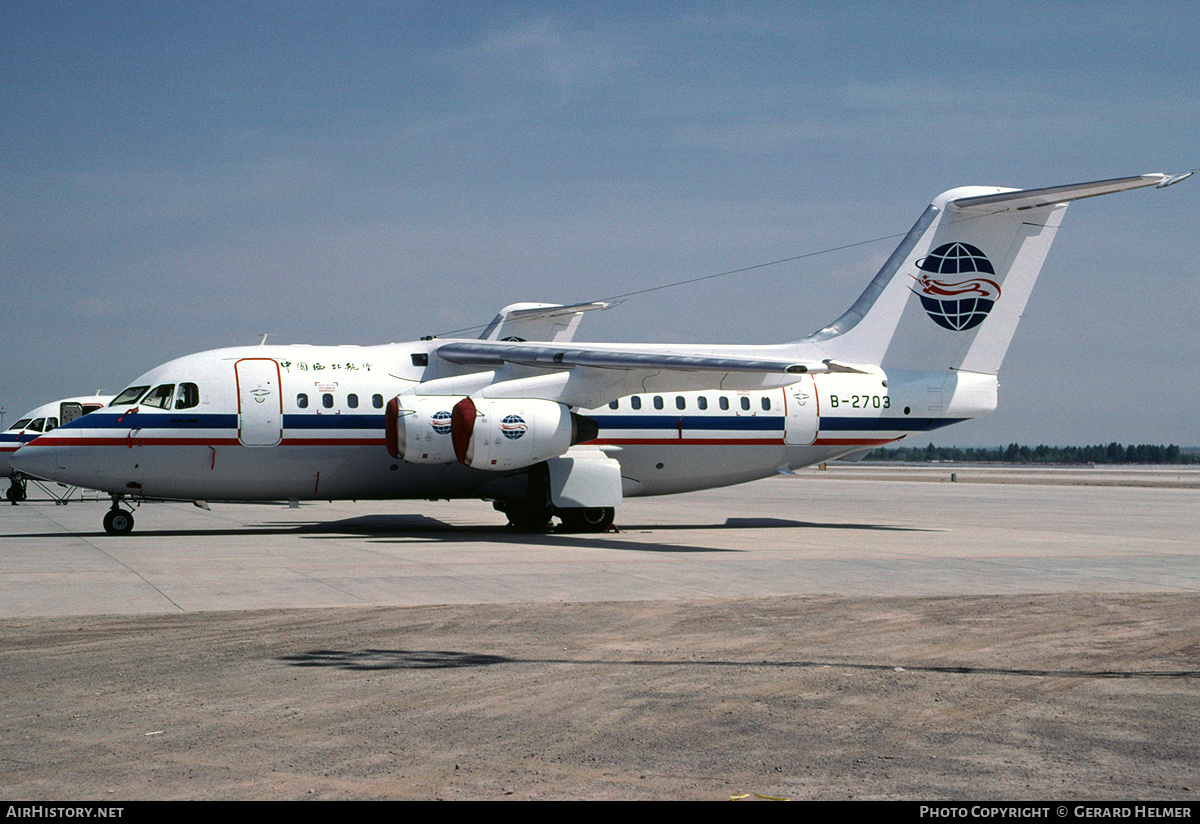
left=10, top=442, right=62, bottom=482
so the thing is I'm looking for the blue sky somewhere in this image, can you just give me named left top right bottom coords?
left=2, top=1, right=1198, bottom=446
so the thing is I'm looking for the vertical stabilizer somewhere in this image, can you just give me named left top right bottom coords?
left=806, top=174, right=1167, bottom=375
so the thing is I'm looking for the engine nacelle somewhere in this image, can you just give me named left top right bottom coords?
left=384, top=396, right=458, bottom=464
left=451, top=397, right=598, bottom=471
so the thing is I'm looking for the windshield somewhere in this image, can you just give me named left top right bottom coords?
left=141, top=384, right=175, bottom=409
left=110, top=385, right=150, bottom=406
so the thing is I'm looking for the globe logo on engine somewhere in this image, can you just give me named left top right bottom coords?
left=910, top=242, right=1002, bottom=331
left=500, top=414, right=528, bottom=440
left=430, top=410, right=452, bottom=435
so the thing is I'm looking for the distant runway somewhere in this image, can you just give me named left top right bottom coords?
left=3, top=465, right=1198, bottom=618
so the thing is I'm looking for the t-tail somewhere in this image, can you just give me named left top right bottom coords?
left=805, top=173, right=1191, bottom=375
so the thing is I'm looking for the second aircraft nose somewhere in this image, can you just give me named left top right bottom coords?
left=9, top=441, right=63, bottom=483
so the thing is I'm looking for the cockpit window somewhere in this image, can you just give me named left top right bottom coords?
left=174, top=383, right=200, bottom=410
left=110, top=385, right=150, bottom=406
left=141, top=384, right=176, bottom=409
left=9, top=418, right=31, bottom=431
left=44, top=417, right=58, bottom=432
left=27, top=418, right=45, bottom=433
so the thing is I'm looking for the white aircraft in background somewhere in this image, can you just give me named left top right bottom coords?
left=3, top=395, right=111, bottom=502
left=12, top=172, right=1195, bottom=535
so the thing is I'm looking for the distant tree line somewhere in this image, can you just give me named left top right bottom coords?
left=865, top=443, right=1199, bottom=464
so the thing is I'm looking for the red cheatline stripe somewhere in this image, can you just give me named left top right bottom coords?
left=25, top=437, right=386, bottom=447
left=29, top=437, right=243, bottom=447
left=592, top=437, right=784, bottom=446
left=283, top=438, right=387, bottom=446
left=27, top=435, right=892, bottom=448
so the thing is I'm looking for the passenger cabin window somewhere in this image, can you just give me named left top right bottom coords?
left=761, top=397, right=771, bottom=411
left=608, top=400, right=619, bottom=410
left=698, top=397, right=708, bottom=410
left=372, top=394, right=383, bottom=409
left=675, top=396, right=686, bottom=410
left=297, top=393, right=309, bottom=409
left=719, top=397, right=730, bottom=411
left=322, top=393, right=334, bottom=409
left=740, top=397, right=751, bottom=411
left=175, top=383, right=200, bottom=410
left=347, top=394, right=359, bottom=409
left=141, top=384, right=175, bottom=409
left=110, top=385, right=149, bottom=406
left=631, top=396, right=642, bottom=410
left=653, top=396, right=664, bottom=410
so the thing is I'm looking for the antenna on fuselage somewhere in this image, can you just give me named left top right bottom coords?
left=258, top=334, right=270, bottom=346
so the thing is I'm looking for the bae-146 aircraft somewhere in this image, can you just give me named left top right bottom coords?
left=11, top=172, right=1195, bottom=534
left=3, top=395, right=111, bottom=502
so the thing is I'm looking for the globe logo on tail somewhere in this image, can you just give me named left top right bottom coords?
left=911, top=242, right=1002, bottom=331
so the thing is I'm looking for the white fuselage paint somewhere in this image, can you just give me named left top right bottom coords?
left=13, top=344, right=995, bottom=503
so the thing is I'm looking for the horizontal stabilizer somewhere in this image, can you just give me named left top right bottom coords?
left=478, top=301, right=613, bottom=343
left=950, top=174, right=1165, bottom=213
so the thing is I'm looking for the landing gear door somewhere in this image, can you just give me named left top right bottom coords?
left=235, top=358, right=283, bottom=446
left=546, top=450, right=623, bottom=508
left=783, top=376, right=817, bottom=446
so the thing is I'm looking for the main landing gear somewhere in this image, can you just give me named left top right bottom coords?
left=558, top=506, right=616, bottom=533
left=494, top=464, right=616, bottom=534
left=496, top=501, right=616, bottom=533
left=494, top=475, right=615, bottom=533
left=103, top=496, right=136, bottom=535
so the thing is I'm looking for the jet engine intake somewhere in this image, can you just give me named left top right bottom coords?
left=451, top=397, right=598, bottom=470
left=384, top=396, right=458, bottom=463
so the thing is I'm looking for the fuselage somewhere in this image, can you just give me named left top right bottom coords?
left=11, top=343, right=993, bottom=503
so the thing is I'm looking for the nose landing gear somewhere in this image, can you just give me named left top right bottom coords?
left=6, top=475, right=27, bottom=504
left=102, top=497, right=136, bottom=535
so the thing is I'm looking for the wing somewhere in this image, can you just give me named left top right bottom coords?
left=424, top=339, right=867, bottom=408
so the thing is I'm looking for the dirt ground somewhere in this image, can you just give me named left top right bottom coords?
left=2, top=592, right=1198, bottom=800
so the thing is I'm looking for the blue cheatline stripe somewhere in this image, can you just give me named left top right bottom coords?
left=43, top=410, right=966, bottom=436
left=283, top=414, right=385, bottom=429
left=50, top=412, right=387, bottom=431
left=593, top=414, right=968, bottom=434
left=54, top=413, right=239, bottom=429
left=591, top=415, right=783, bottom=432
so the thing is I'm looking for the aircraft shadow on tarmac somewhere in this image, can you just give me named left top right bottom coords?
left=0, top=512, right=936, bottom=554
left=284, top=513, right=939, bottom=554
left=285, top=513, right=935, bottom=534
left=275, top=648, right=1200, bottom=679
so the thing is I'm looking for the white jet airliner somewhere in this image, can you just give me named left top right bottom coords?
left=3, top=395, right=111, bottom=502
left=12, top=172, right=1194, bottom=534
